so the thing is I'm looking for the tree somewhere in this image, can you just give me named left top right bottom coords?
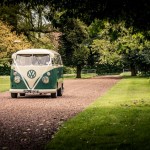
left=0, top=20, right=32, bottom=60
left=48, top=0, right=150, bottom=31
left=1, top=0, right=150, bottom=31
left=1, top=0, right=150, bottom=77
left=0, top=3, right=58, bottom=50
left=90, top=20, right=150, bottom=76
left=132, top=41, right=150, bottom=75
left=0, top=5, right=19, bottom=31
left=116, top=32, right=145, bottom=76
left=90, top=20, right=122, bottom=72
left=59, top=18, right=89, bottom=78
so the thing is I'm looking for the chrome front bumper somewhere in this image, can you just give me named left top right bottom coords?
left=9, top=89, right=57, bottom=94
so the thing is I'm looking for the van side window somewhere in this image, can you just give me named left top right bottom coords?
left=52, top=54, right=62, bottom=65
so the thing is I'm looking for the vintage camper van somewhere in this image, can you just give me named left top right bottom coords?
left=10, top=49, right=63, bottom=98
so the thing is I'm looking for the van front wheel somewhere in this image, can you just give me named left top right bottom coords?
left=11, top=93, right=18, bottom=98
left=57, top=87, right=62, bottom=96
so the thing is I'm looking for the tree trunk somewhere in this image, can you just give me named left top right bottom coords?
left=38, top=6, right=42, bottom=38
left=130, top=64, right=137, bottom=76
left=76, top=65, right=82, bottom=78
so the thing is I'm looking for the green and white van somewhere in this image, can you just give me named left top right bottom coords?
left=10, top=49, right=64, bottom=98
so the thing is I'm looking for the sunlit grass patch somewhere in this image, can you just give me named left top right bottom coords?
left=0, top=76, right=10, bottom=92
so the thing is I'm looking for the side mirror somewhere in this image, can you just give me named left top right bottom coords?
left=12, top=54, right=16, bottom=60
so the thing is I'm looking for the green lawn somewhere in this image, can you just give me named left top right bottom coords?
left=46, top=76, right=150, bottom=150
left=0, top=76, right=10, bottom=92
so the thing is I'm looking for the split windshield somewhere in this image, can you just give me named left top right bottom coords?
left=16, top=54, right=50, bottom=66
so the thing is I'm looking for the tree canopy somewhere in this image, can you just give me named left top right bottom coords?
left=1, top=0, right=150, bottom=31
left=0, top=20, right=32, bottom=59
left=90, top=20, right=150, bottom=76
left=59, top=18, right=89, bottom=78
left=1, top=0, right=150, bottom=77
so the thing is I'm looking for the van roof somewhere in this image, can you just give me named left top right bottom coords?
left=12, top=49, right=60, bottom=58
left=15, top=49, right=60, bottom=55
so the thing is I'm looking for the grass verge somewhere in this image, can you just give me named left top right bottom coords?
left=0, top=76, right=10, bottom=92
left=46, top=76, right=150, bottom=150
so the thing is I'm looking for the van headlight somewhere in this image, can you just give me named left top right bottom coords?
left=14, top=76, right=21, bottom=83
left=42, top=76, right=49, bottom=84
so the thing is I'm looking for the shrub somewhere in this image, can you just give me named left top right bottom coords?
left=0, top=64, right=10, bottom=75
left=63, top=66, right=76, bottom=74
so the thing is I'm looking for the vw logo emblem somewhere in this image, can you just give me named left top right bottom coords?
left=27, top=70, right=36, bottom=79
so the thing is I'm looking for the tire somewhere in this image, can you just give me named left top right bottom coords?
left=51, top=92, right=57, bottom=98
left=58, top=84, right=64, bottom=96
left=57, top=87, right=63, bottom=96
left=20, top=93, right=25, bottom=96
left=11, top=93, right=18, bottom=98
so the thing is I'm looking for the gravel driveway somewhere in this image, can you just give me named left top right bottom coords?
left=0, top=75, right=121, bottom=150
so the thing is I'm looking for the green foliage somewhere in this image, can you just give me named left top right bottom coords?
left=63, top=66, right=76, bottom=74
left=46, top=76, right=150, bottom=150
left=59, top=18, right=89, bottom=78
left=0, top=64, right=10, bottom=75
left=0, top=3, right=57, bottom=50
left=0, top=20, right=32, bottom=59
left=88, top=19, right=104, bottom=38
left=6, top=0, right=149, bottom=31
left=116, top=29, right=150, bottom=76
left=0, top=5, right=19, bottom=30
left=1, top=1, right=150, bottom=77
left=31, top=36, right=54, bottom=49
left=96, top=64, right=123, bottom=75
left=89, top=20, right=150, bottom=76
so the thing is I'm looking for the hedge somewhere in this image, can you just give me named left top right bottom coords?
left=0, top=64, right=10, bottom=75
